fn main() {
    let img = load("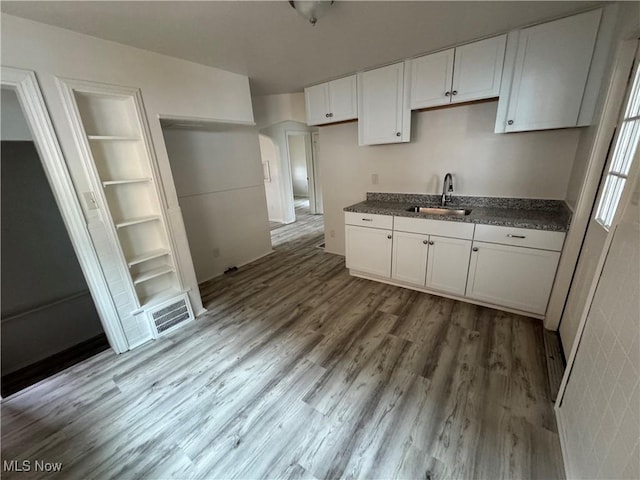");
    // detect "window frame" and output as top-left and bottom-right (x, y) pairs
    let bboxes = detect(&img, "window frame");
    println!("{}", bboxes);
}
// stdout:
(594, 58), (640, 230)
